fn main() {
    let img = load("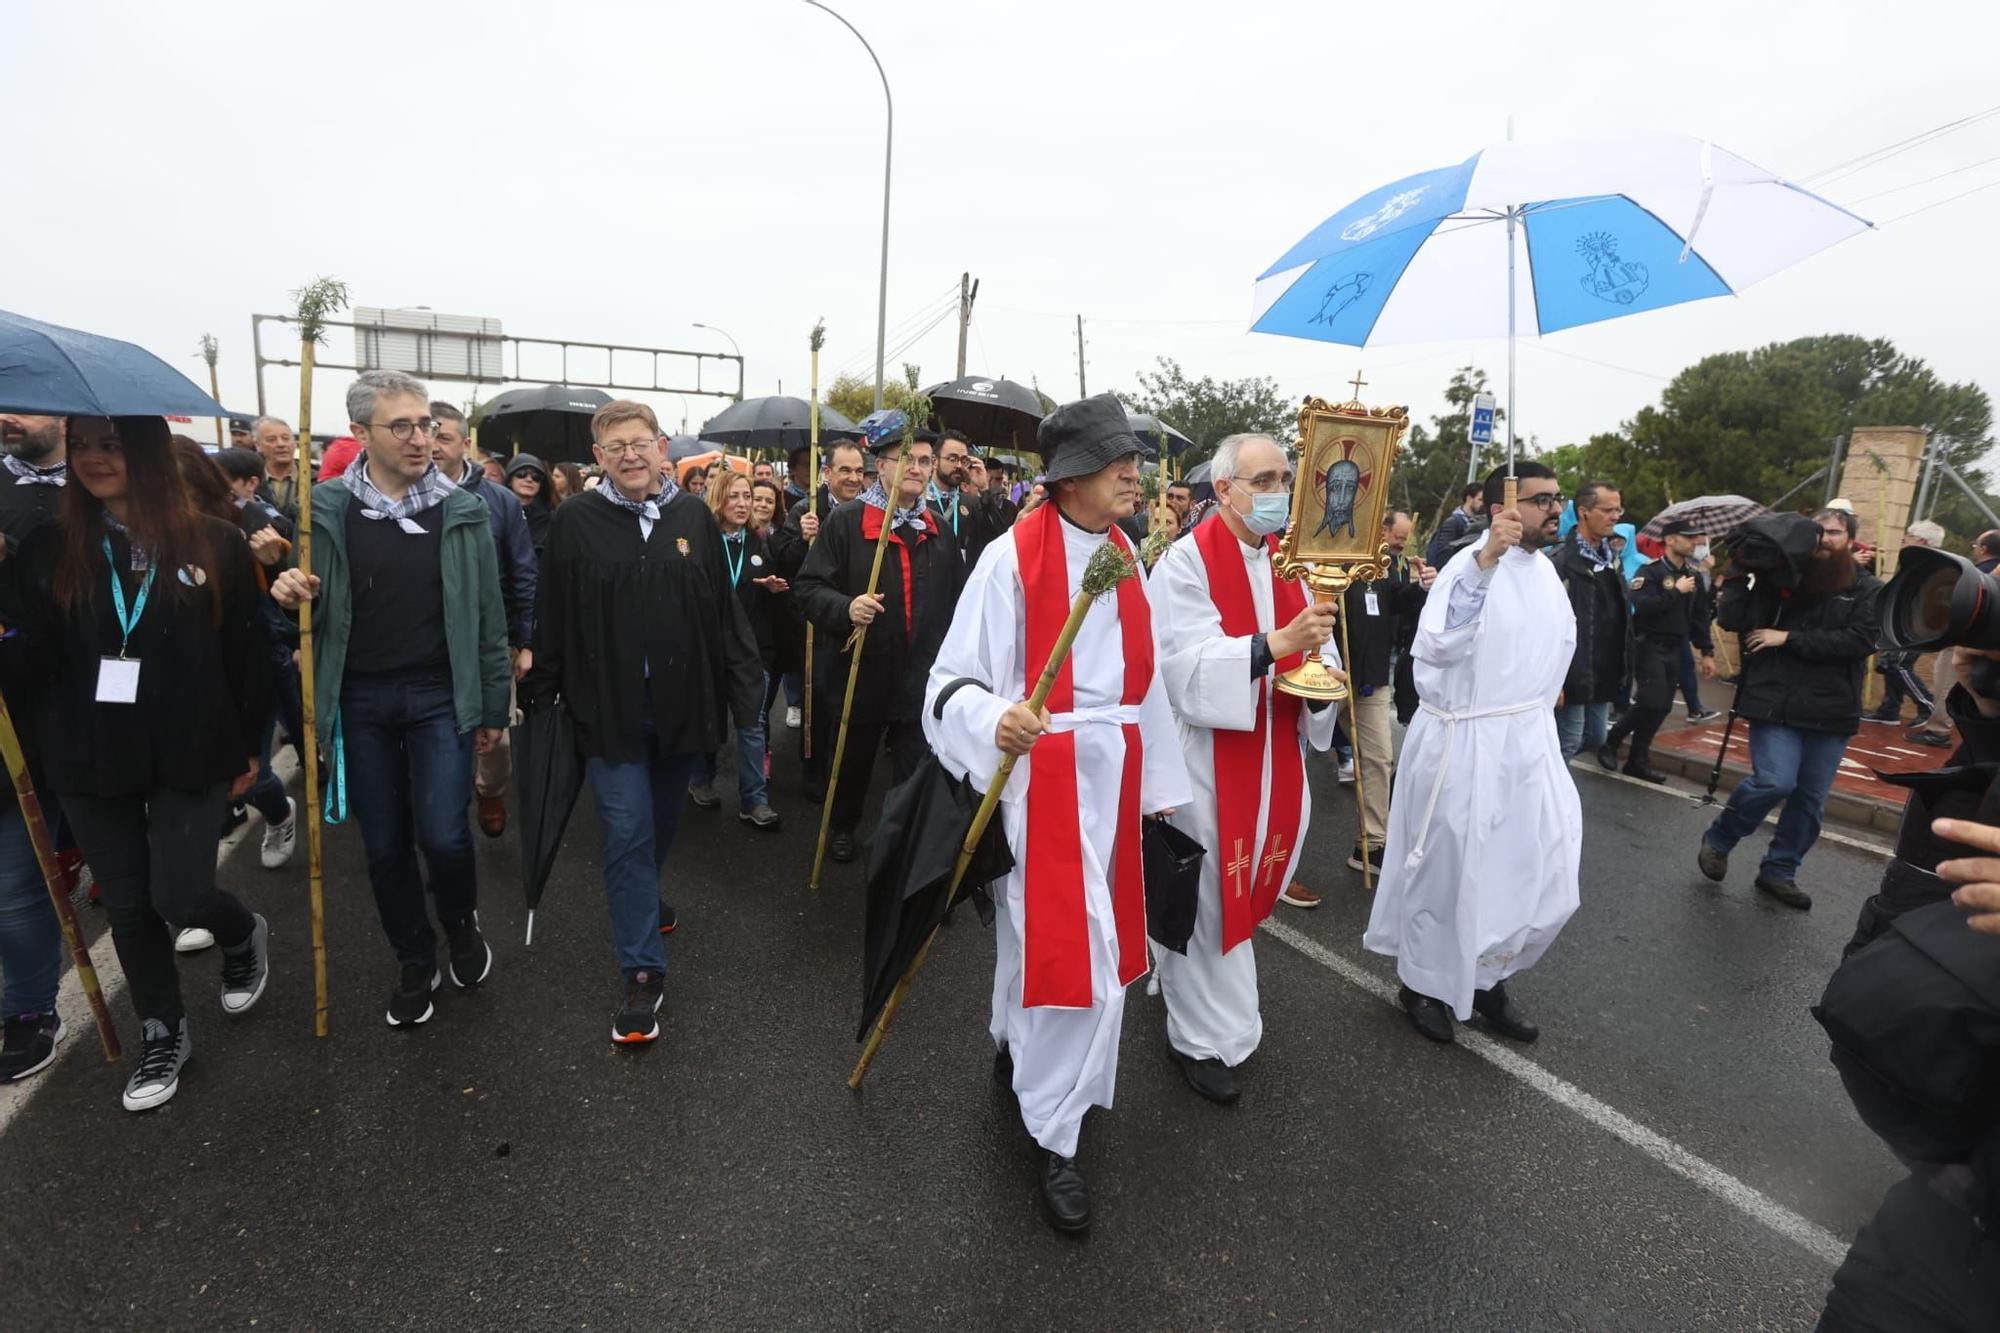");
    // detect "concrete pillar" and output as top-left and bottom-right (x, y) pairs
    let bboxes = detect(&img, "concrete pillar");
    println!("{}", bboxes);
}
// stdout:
(1836, 425), (1930, 579)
